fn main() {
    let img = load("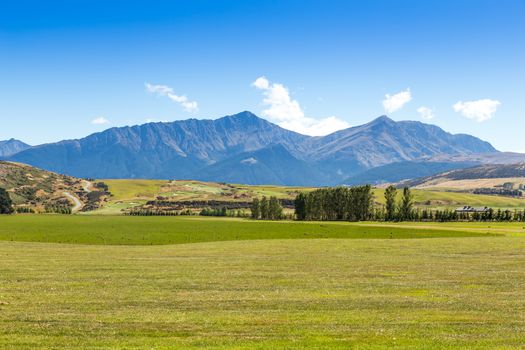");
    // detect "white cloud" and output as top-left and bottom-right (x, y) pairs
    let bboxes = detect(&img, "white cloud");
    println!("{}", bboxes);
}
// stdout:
(145, 82), (199, 113)
(453, 99), (500, 122)
(251, 76), (350, 136)
(91, 117), (110, 125)
(240, 157), (258, 165)
(252, 76), (270, 89)
(417, 106), (435, 120)
(382, 89), (412, 113)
